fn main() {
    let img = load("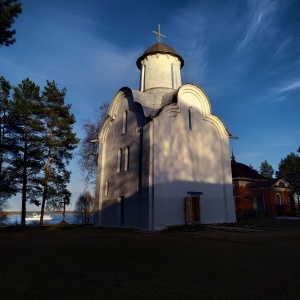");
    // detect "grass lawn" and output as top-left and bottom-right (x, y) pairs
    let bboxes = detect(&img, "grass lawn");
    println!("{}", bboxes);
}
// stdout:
(1, 219), (300, 299)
